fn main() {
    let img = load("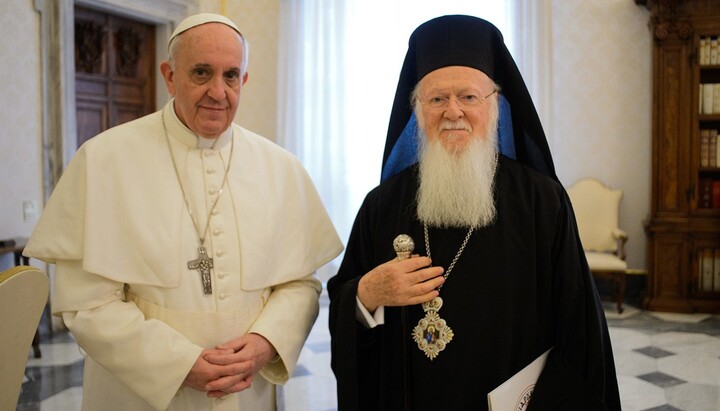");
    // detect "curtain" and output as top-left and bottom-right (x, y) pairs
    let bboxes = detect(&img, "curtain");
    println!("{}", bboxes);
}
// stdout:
(507, 0), (553, 144)
(277, 1), (552, 278)
(277, 0), (350, 281)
